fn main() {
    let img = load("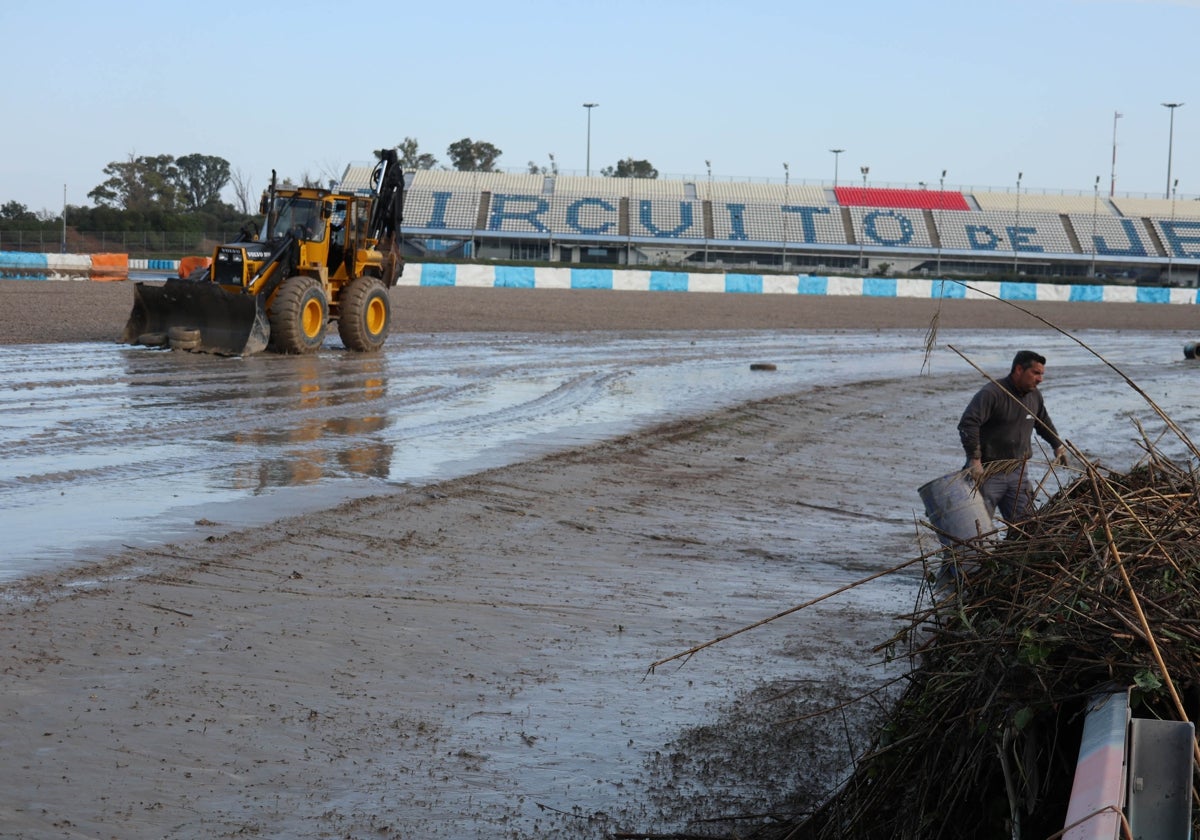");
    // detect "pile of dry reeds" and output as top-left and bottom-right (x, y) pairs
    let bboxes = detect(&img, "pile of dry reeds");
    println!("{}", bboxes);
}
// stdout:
(774, 442), (1200, 840)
